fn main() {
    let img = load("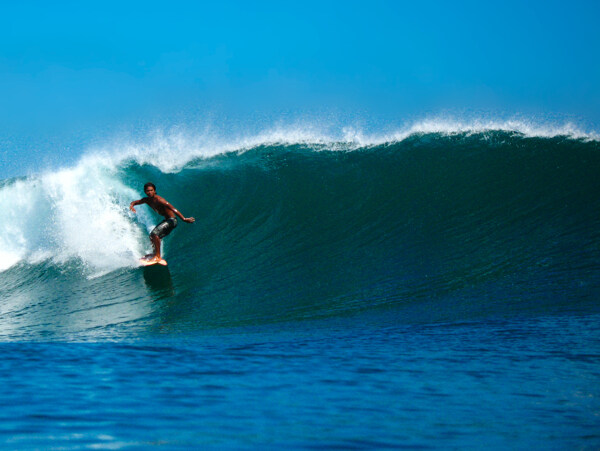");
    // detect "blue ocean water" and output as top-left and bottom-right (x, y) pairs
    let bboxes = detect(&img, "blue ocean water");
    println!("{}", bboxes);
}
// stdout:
(1, 124), (599, 448)
(1, 314), (599, 449)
